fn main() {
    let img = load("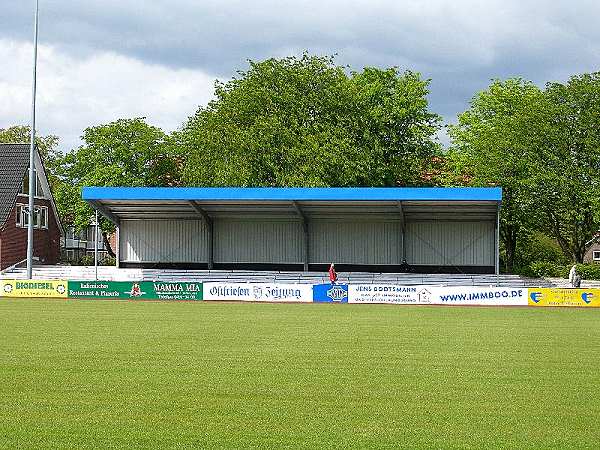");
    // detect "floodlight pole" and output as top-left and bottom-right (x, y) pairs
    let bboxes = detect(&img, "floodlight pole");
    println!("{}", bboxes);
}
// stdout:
(26, 0), (40, 280)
